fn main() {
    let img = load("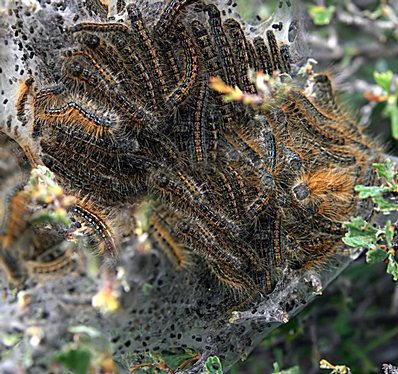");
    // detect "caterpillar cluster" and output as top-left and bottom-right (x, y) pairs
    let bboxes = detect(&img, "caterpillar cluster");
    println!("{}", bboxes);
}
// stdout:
(0, 0), (377, 299)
